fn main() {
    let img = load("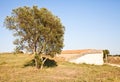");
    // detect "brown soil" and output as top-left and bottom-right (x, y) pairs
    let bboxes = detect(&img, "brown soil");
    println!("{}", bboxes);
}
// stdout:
(62, 49), (102, 54)
(57, 49), (103, 61)
(108, 56), (120, 65)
